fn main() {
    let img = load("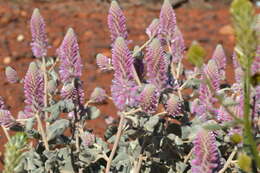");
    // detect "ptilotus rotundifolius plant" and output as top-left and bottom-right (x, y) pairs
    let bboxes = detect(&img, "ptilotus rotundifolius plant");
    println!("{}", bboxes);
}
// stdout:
(5, 66), (19, 84)
(30, 8), (48, 58)
(58, 28), (83, 83)
(108, 0), (128, 43)
(191, 130), (219, 173)
(145, 38), (168, 90)
(23, 62), (44, 114)
(1, 0), (260, 172)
